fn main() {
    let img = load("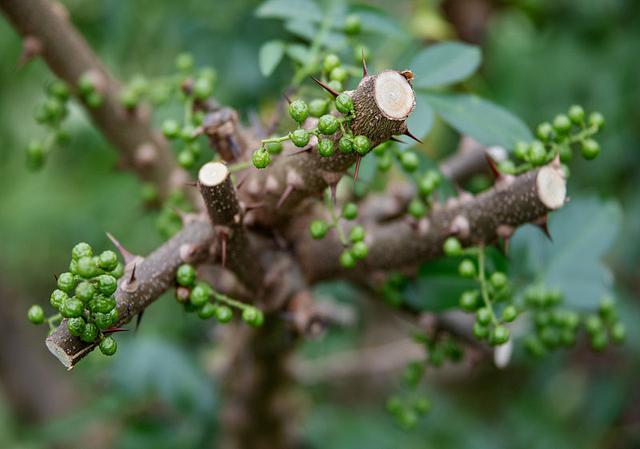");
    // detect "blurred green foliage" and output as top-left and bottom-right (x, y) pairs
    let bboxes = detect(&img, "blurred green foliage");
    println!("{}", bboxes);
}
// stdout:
(0, 0), (638, 448)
